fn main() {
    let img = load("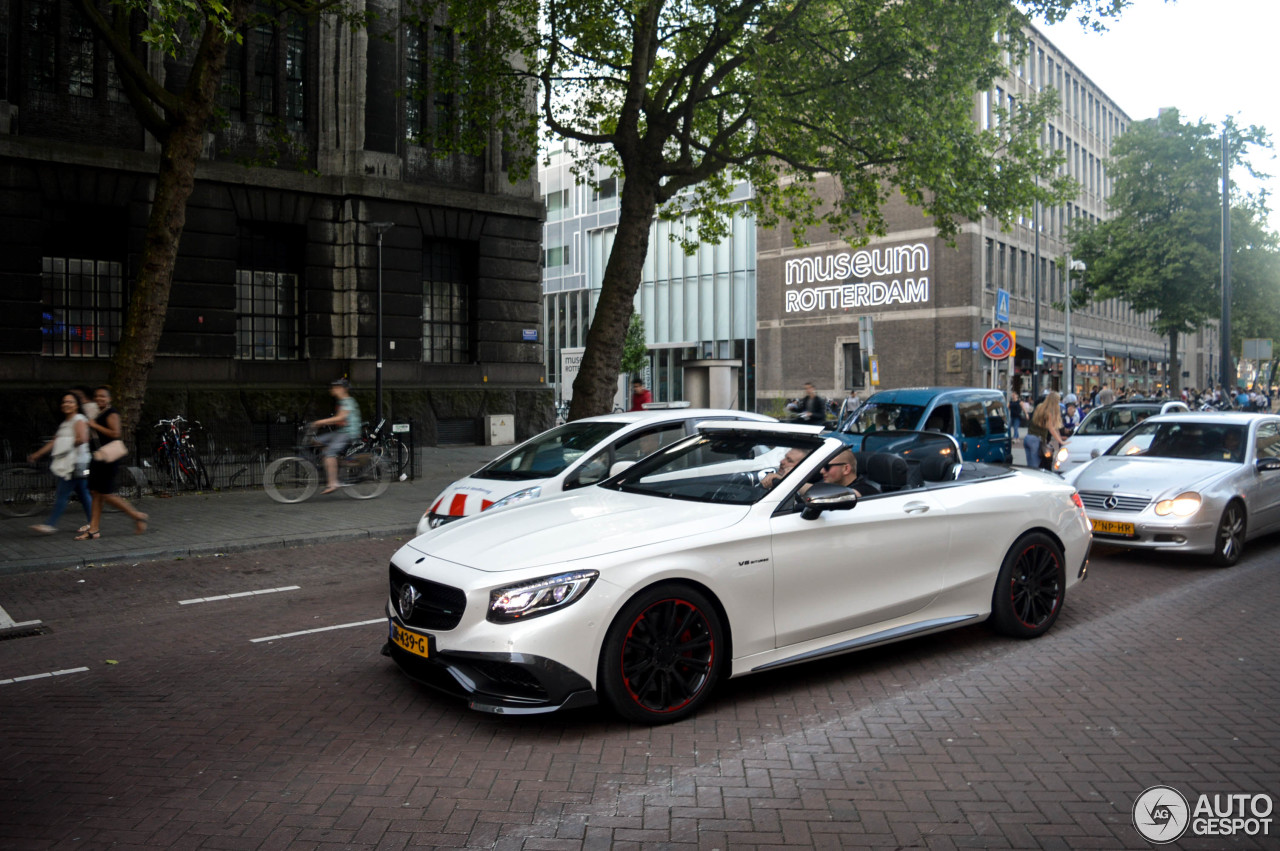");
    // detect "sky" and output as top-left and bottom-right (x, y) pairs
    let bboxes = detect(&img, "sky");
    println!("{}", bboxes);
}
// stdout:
(1038, 0), (1279, 228)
